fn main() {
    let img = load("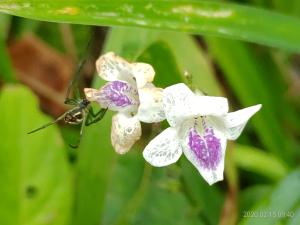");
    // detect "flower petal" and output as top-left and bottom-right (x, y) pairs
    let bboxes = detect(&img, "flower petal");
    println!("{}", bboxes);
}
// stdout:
(136, 86), (165, 123)
(181, 118), (227, 185)
(162, 83), (197, 127)
(131, 63), (155, 88)
(84, 81), (139, 113)
(212, 104), (262, 140)
(111, 113), (142, 154)
(143, 127), (182, 167)
(193, 95), (228, 116)
(225, 104), (262, 140)
(84, 87), (98, 102)
(163, 83), (228, 127)
(96, 52), (135, 84)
